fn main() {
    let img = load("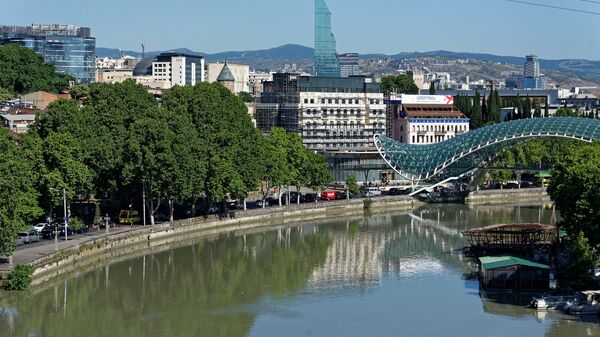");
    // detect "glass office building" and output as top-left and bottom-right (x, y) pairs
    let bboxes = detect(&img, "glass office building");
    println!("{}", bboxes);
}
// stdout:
(0, 24), (96, 84)
(314, 0), (341, 77)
